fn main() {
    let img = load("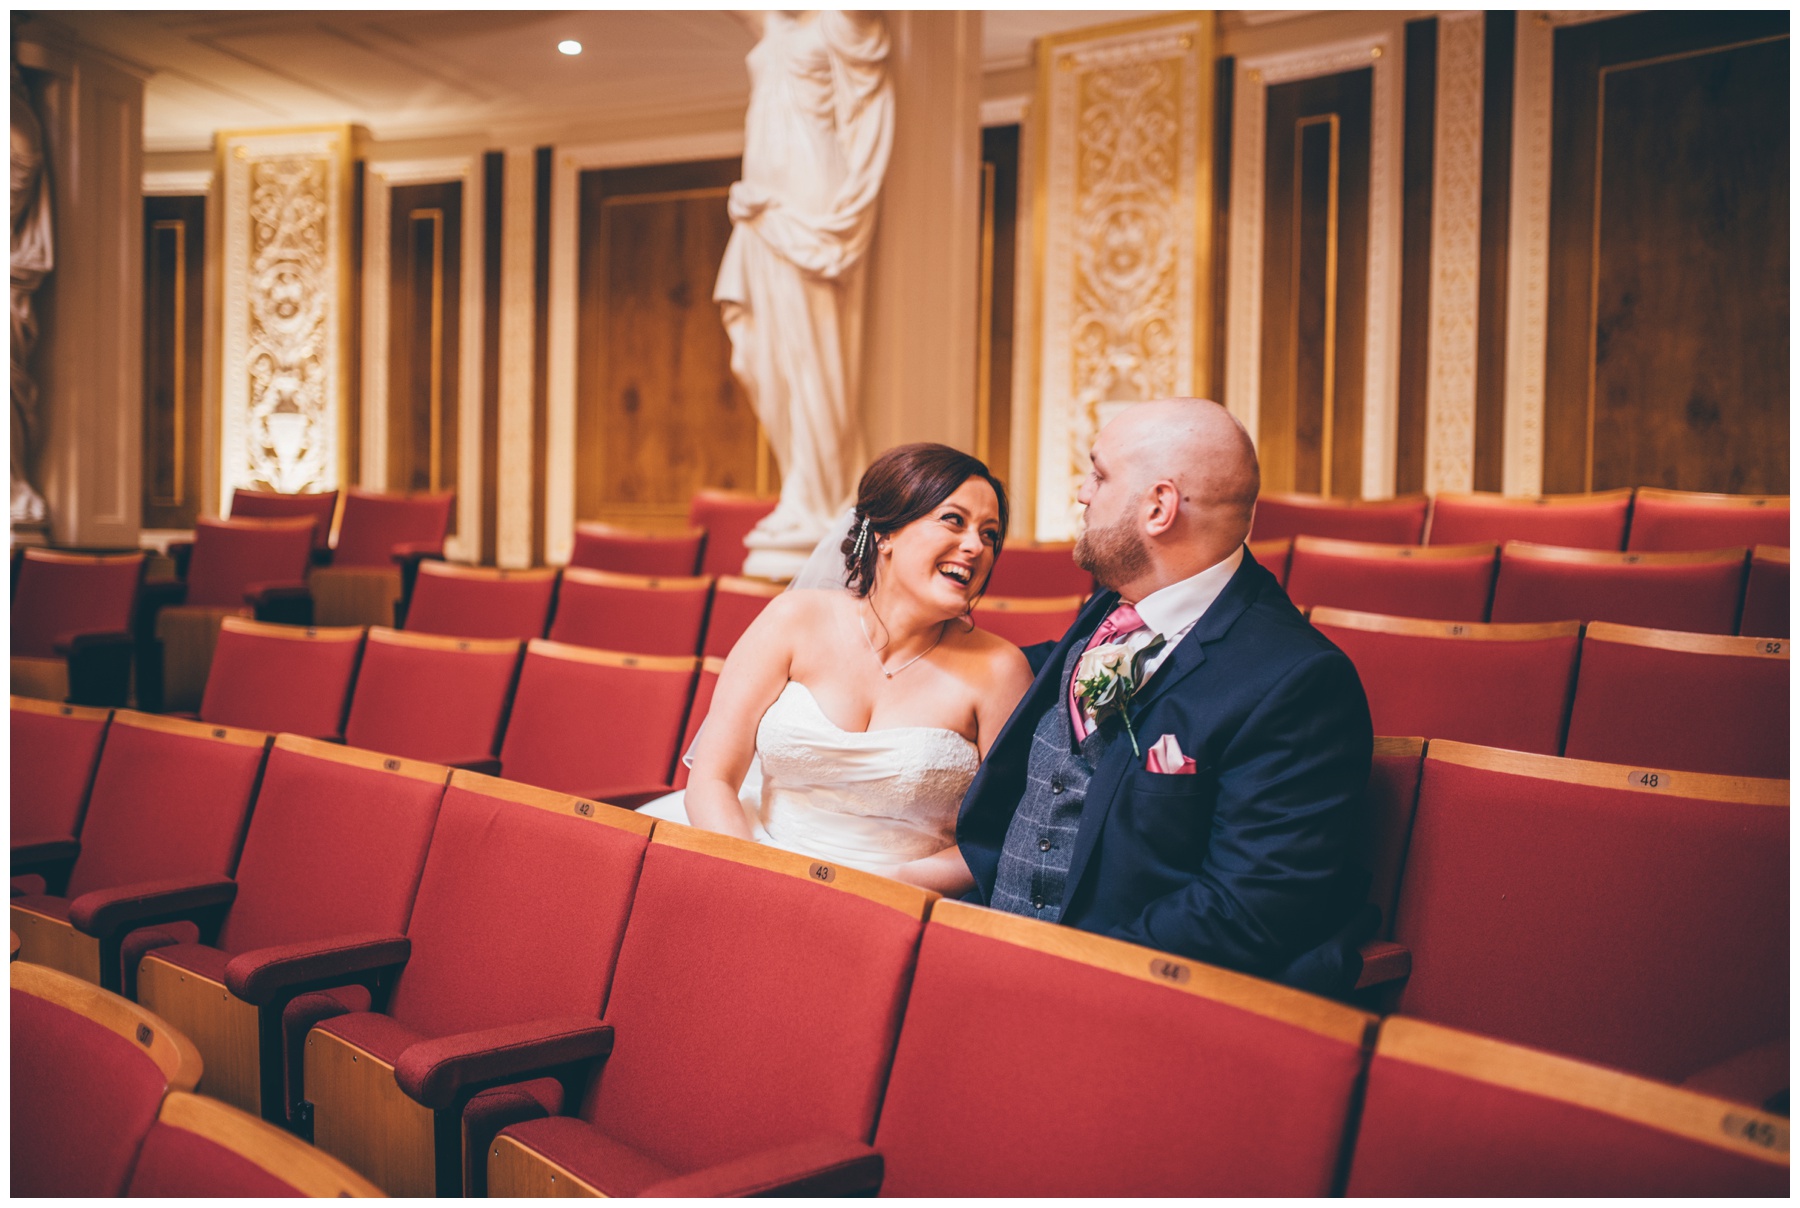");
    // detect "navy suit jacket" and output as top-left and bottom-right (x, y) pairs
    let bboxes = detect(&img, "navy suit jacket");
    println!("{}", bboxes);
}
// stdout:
(957, 548), (1376, 997)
